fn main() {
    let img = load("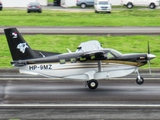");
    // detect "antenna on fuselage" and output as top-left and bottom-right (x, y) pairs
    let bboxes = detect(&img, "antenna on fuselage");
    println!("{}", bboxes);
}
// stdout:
(67, 48), (72, 53)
